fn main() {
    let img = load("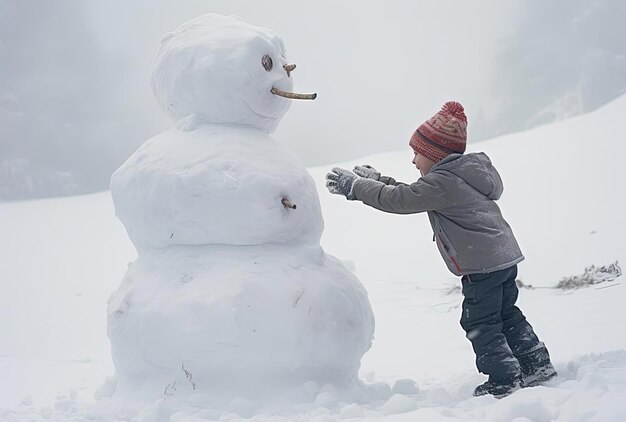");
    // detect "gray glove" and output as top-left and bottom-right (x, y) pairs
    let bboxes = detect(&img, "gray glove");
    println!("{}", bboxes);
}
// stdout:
(353, 164), (380, 181)
(325, 167), (358, 200)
